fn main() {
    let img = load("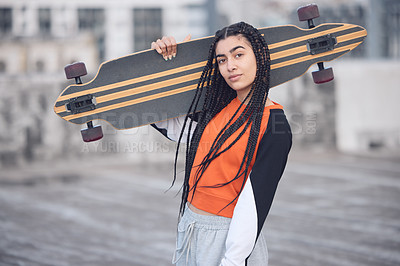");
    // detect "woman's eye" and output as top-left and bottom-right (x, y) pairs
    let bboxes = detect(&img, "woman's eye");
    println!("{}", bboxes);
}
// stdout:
(235, 53), (243, 58)
(218, 59), (225, 64)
